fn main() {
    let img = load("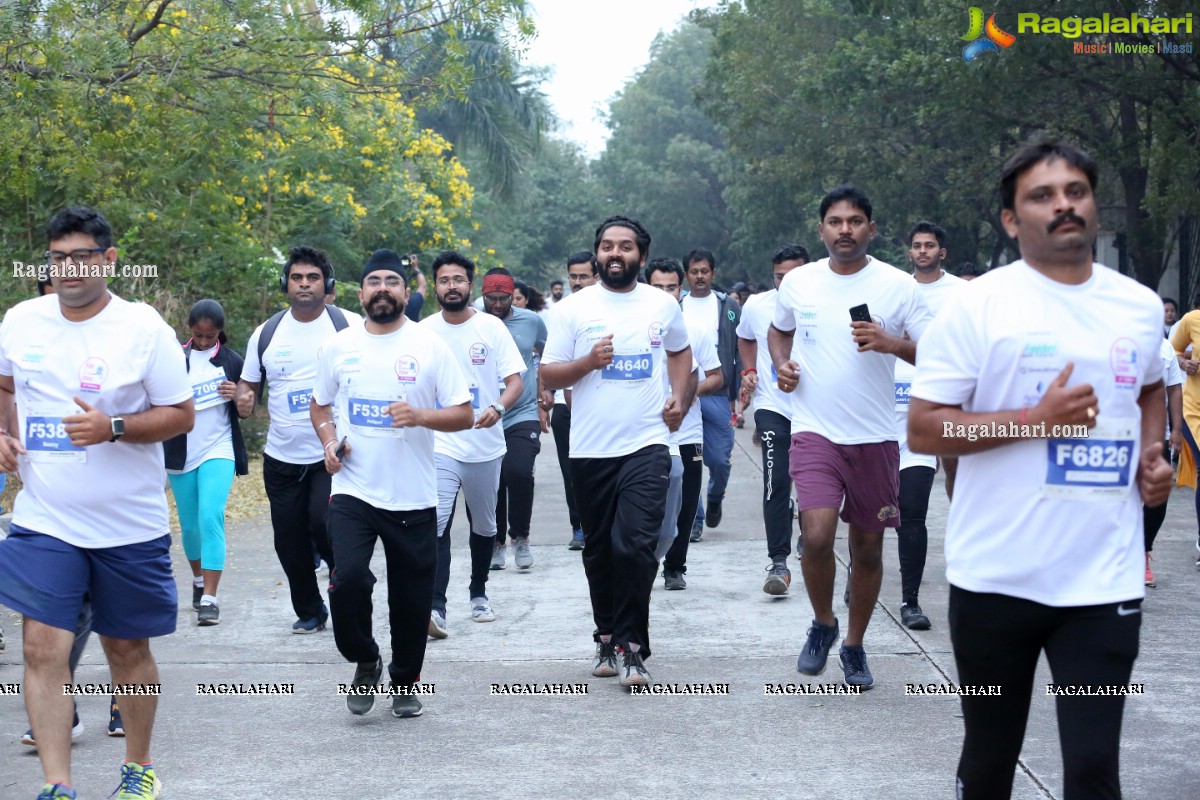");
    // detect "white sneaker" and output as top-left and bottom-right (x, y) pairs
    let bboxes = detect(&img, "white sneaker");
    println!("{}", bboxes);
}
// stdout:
(512, 537), (534, 569)
(471, 597), (496, 623)
(427, 609), (448, 639)
(490, 541), (506, 570)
